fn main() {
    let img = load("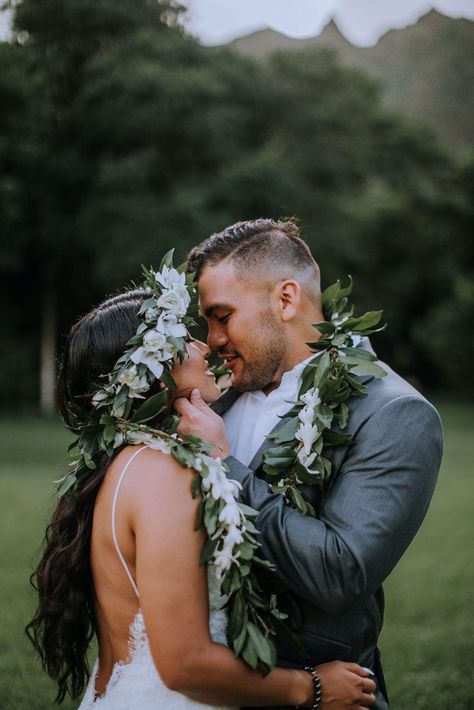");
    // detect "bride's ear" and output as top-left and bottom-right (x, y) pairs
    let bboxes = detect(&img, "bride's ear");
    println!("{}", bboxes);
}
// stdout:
(276, 280), (301, 322)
